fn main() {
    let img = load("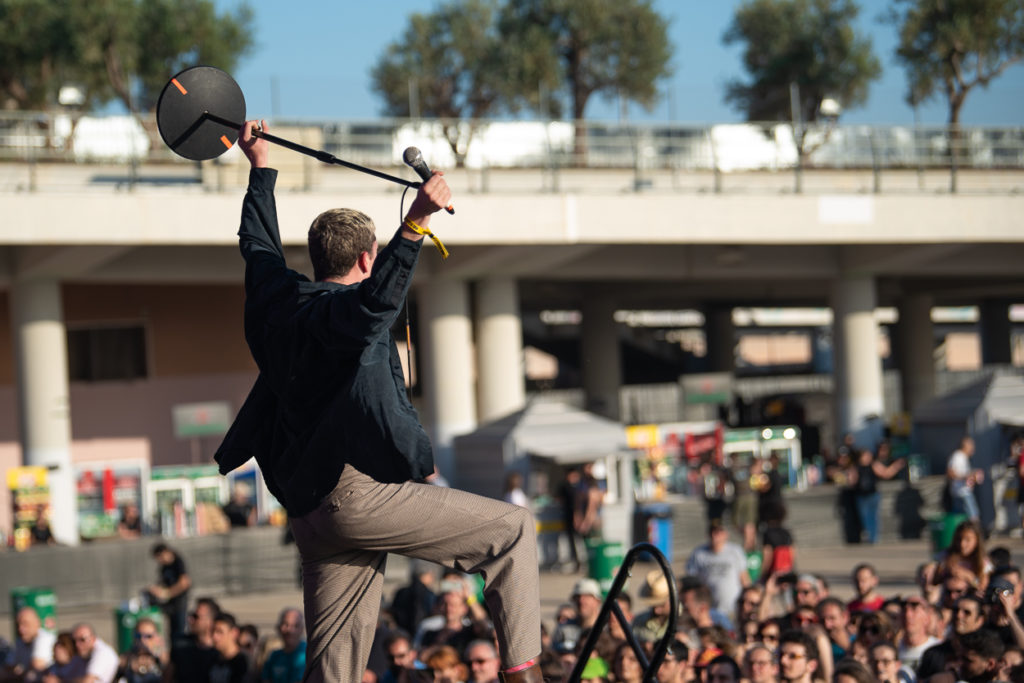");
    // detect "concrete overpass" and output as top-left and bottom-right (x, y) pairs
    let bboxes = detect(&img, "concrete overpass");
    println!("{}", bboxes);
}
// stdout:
(2, 156), (1023, 544)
